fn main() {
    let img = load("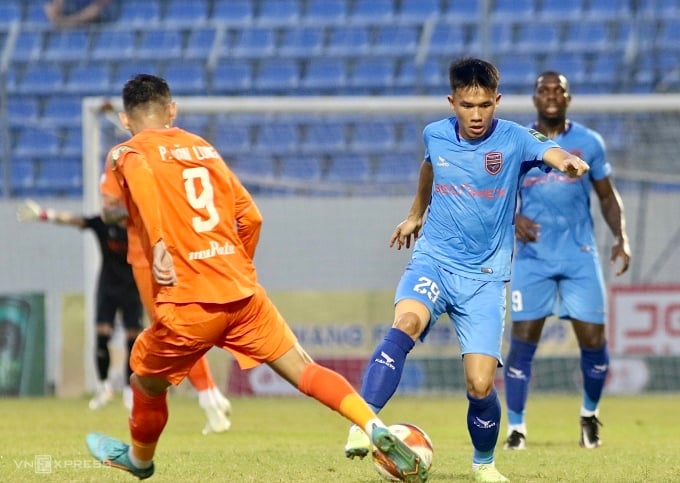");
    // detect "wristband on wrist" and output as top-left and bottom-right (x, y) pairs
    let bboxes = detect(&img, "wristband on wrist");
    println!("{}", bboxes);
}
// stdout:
(40, 209), (56, 221)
